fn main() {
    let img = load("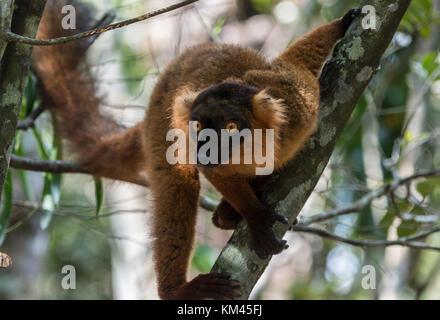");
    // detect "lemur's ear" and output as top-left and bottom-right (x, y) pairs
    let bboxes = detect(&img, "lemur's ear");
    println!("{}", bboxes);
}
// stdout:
(172, 87), (199, 130)
(251, 89), (287, 129)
